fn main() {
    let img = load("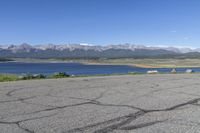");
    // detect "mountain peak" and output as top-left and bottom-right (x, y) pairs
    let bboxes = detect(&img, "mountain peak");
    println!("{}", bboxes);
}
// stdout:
(0, 43), (199, 59)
